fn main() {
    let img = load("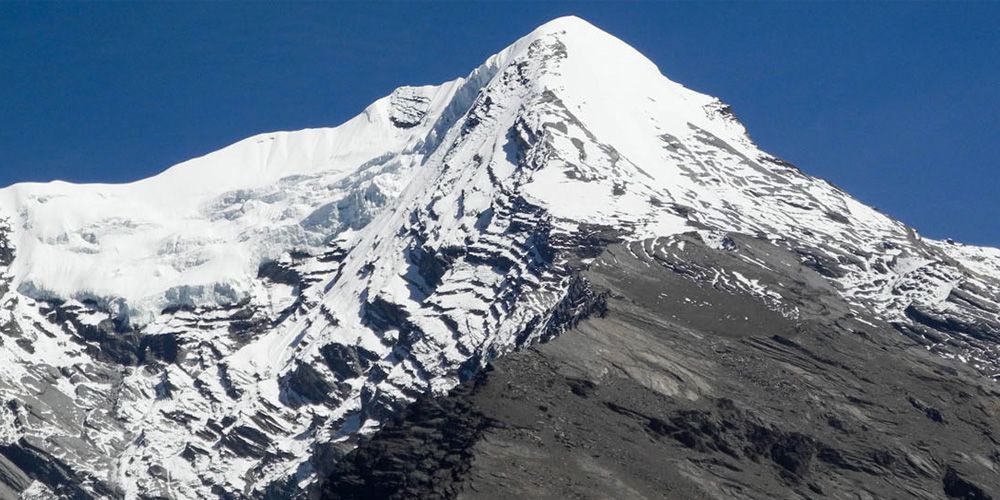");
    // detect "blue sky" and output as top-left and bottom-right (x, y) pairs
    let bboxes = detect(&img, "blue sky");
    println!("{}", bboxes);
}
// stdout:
(1, 2), (997, 246)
